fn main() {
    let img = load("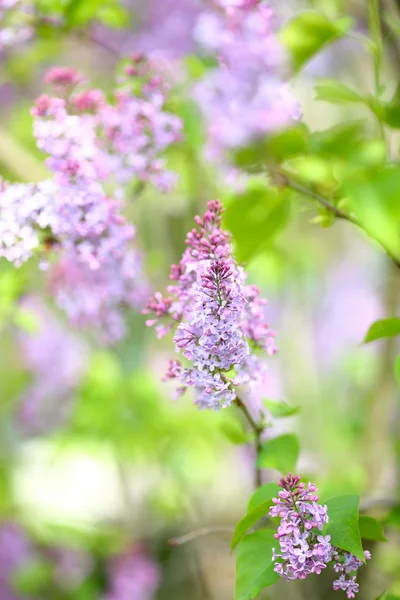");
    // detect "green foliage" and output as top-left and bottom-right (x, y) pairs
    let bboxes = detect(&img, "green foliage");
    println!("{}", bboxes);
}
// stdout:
(279, 12), (352, 72)
(12, 559), (53, 595)
(36, 0), (130, 28)
(376, 593), (400, 600)
(315, 79), (364, 104)
(220, 417), (251, 445)
(363, 318), (400, 343)
(324, 495), (364, 560)
(263, 399), (299, 418)
(395, 355), (400, 386)
(359, 515), (387, 542)
(233, 123), (309, 171)
(224, 184), (291, 262)
(235, 529), (279, 600)
(247, 483), (280, 513)
(257, 434), (300, 474)
(346, 168), (400, 260)
(231, 501), (272, 550)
